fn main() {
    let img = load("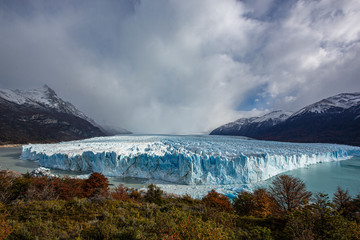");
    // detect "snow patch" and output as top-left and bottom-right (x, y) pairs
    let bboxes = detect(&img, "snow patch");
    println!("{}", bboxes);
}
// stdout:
(29, 167), (57, 178)
(0, 85), (97, 125)
(293, 92), (360, 116)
